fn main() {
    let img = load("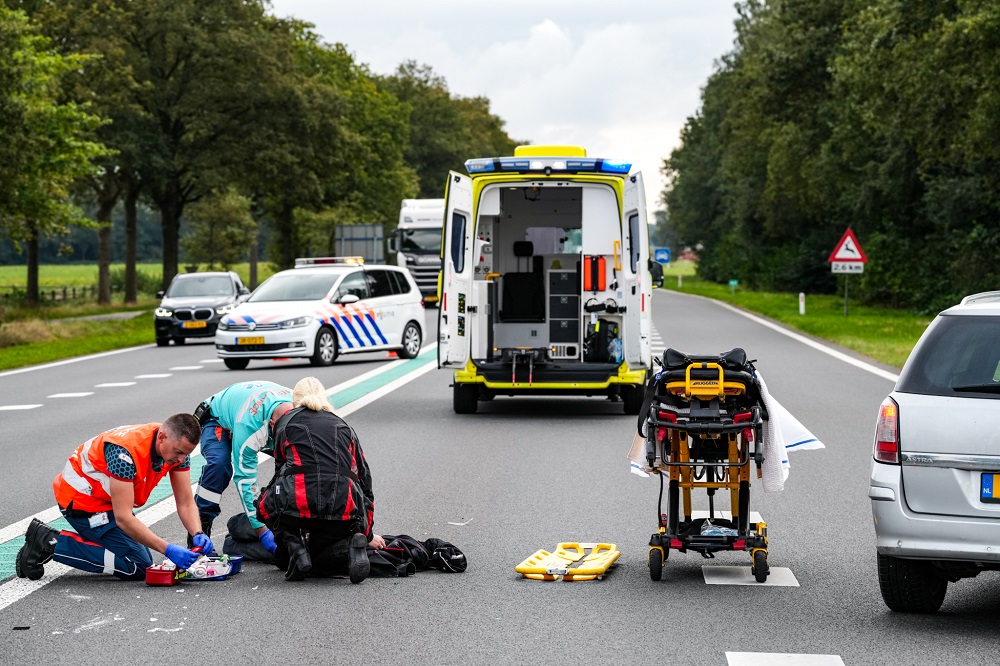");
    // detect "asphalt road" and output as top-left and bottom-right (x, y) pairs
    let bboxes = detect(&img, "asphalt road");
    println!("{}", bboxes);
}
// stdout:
(0, 291), (996, 665)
